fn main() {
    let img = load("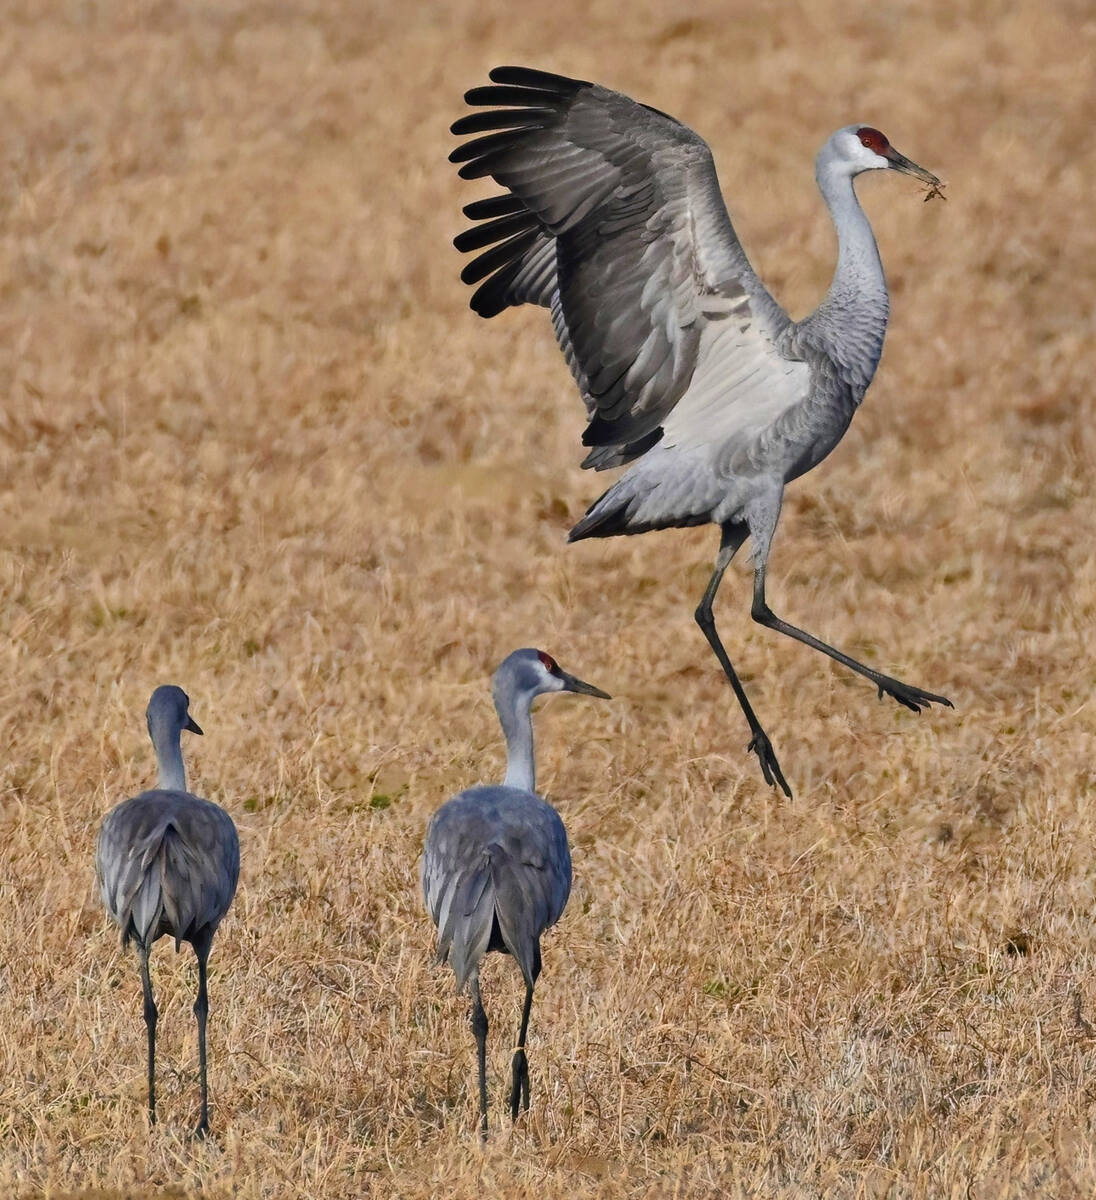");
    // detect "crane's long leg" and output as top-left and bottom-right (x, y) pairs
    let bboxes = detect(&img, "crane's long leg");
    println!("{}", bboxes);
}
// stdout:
(695, 526), (791, 798)
(751, 562), (952, 712)
(470, 974), (489, 1141)
(138, 945), (158, 1127)
(509, 982), (534, 1121)
(193, 937), (212, 1138)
